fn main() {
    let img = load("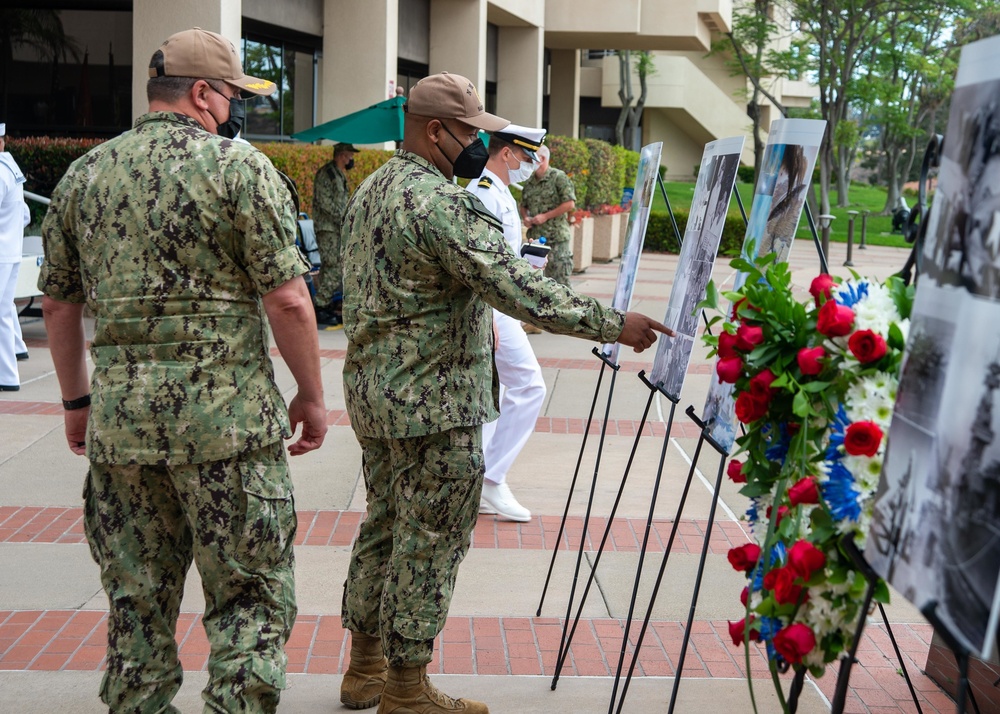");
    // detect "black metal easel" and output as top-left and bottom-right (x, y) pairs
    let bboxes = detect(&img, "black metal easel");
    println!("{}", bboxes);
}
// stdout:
(535, 347), (620, 617)
(548, 177), (749, 686)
